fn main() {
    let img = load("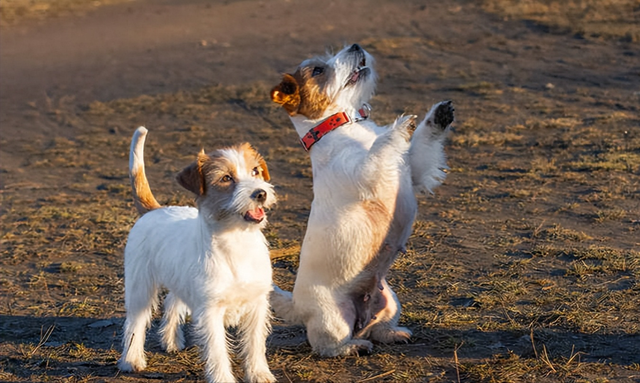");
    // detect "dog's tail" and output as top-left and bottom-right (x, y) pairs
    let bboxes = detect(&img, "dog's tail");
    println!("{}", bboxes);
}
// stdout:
(409, 101), (454, 195)
(129, 126), (161, 215)
(270, 285), (304, 325)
